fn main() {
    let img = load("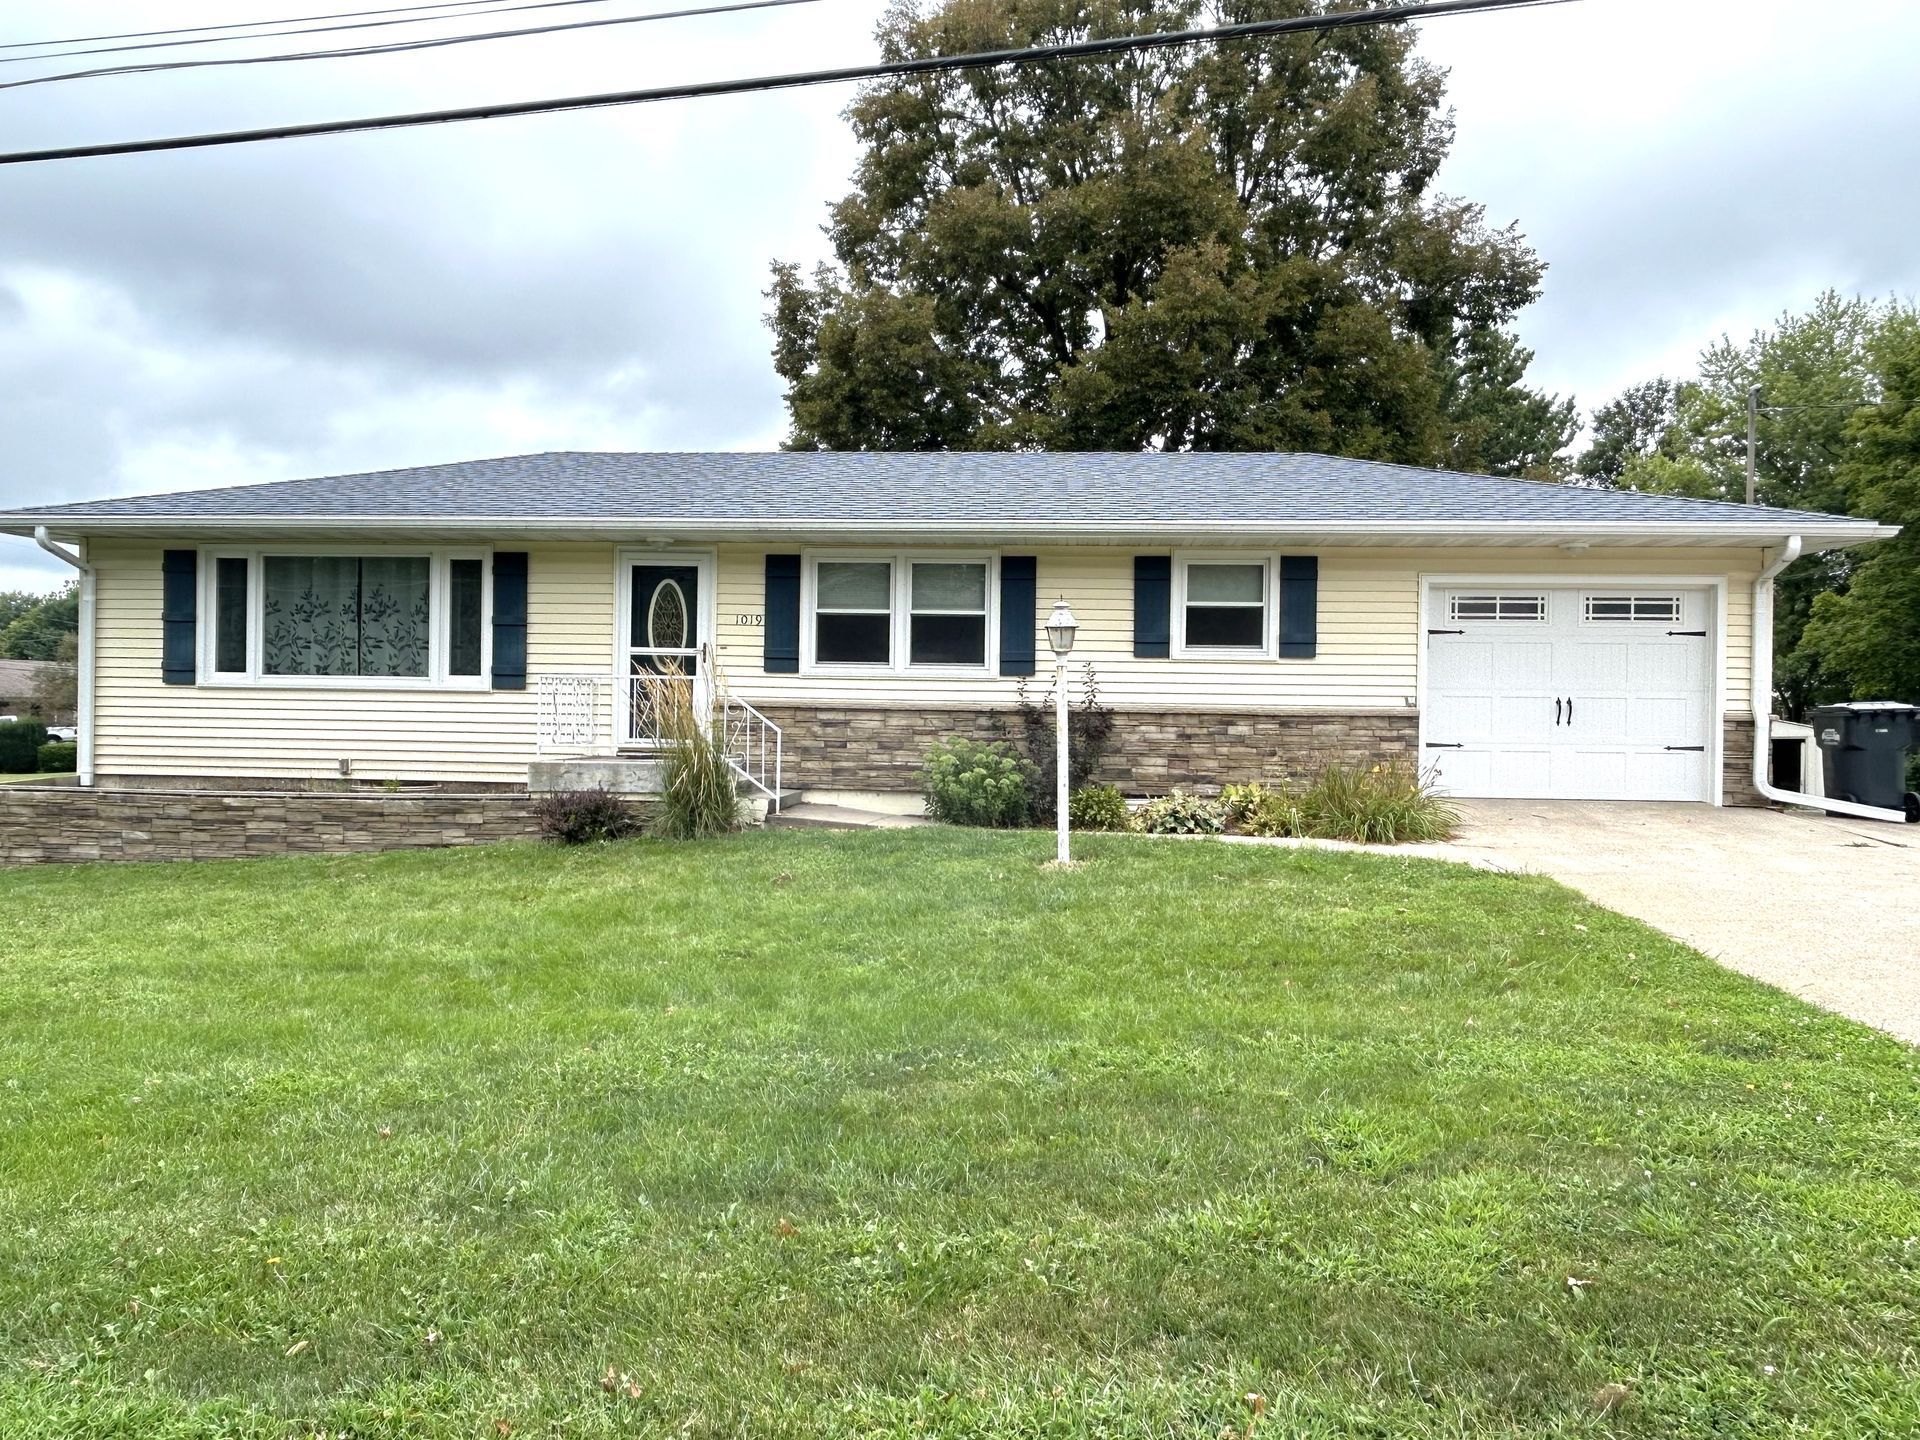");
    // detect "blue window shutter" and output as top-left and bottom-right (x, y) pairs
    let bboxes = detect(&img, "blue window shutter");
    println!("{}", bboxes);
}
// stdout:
(1279, 554), (1319, 658)
(1133, 555), (1171, 658)
(161, 549), (198, 685)
(999, 556), (1037, 676)
(764, 554), (800, 673)
(491, 552), (528, 690)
